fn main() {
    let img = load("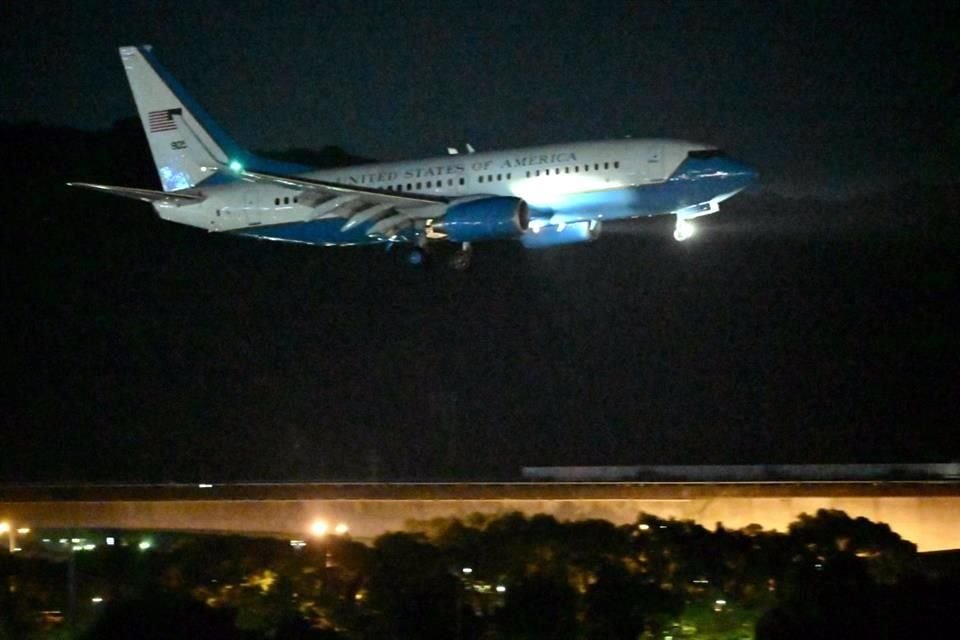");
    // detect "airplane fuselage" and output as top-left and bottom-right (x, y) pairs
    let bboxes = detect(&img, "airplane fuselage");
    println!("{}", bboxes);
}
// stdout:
(161, 139), (755, 247)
